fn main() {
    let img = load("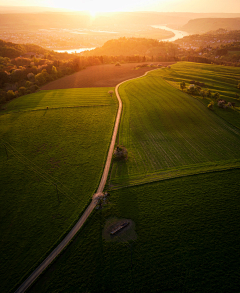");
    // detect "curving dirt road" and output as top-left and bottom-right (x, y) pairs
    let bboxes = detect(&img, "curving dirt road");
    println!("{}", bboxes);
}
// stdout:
(41, 62), (175, 90)
(15, 68), (157, 293)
